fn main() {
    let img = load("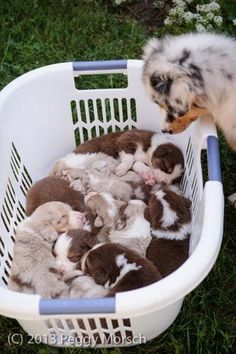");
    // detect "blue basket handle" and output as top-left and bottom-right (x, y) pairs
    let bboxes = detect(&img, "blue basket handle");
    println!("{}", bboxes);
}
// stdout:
(73, 60), (127, 72)
(39, 297), (116, 315)
(207, 136), (222, 182)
